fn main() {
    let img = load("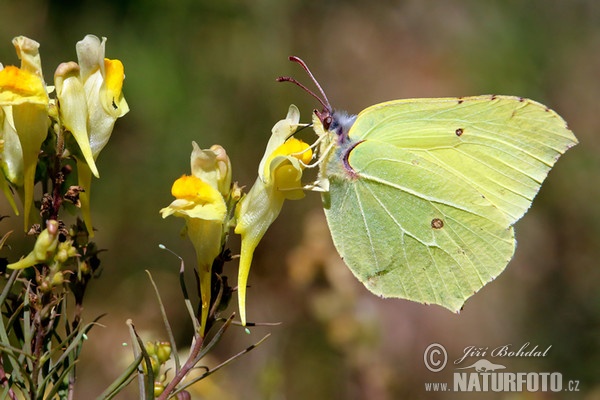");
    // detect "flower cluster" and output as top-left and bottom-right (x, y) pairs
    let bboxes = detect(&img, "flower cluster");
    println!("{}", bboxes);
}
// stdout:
(143, 340), (173, 397)
(0, 35), (128, 233)
(161, 105), (313, 329)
